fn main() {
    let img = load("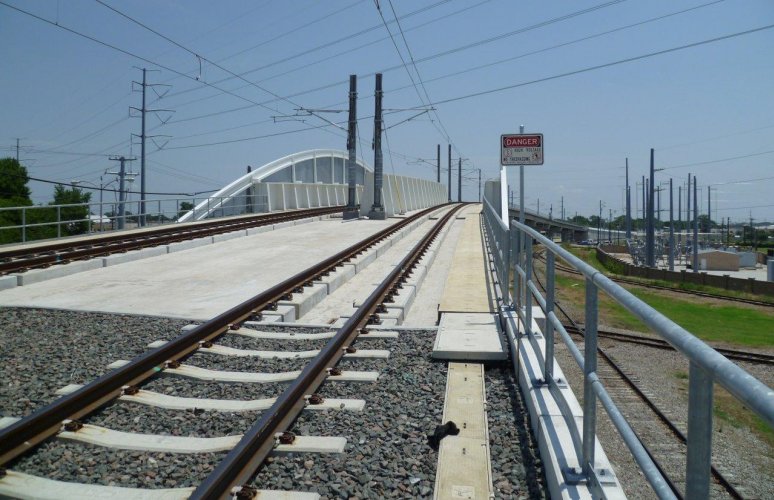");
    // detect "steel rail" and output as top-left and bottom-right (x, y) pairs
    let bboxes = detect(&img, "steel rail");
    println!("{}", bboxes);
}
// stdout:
(0, 206), (345, 274)
(562, 324), (774, 366)
(192, 203), (467, 499)
(0, 203), (448, 467)
(533, 265), (745, 499)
